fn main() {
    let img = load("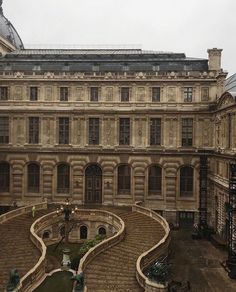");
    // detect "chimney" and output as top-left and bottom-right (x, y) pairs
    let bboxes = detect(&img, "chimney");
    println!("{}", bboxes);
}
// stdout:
(207, 48), (222, 71)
